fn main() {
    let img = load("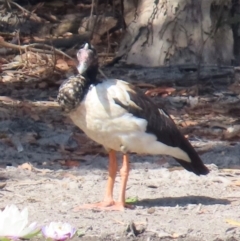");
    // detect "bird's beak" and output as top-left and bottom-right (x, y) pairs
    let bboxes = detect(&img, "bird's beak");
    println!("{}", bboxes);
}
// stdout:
(84, 43), (89, 49)
(76, 43), (91, 74)
(77, 62), (88, 74)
